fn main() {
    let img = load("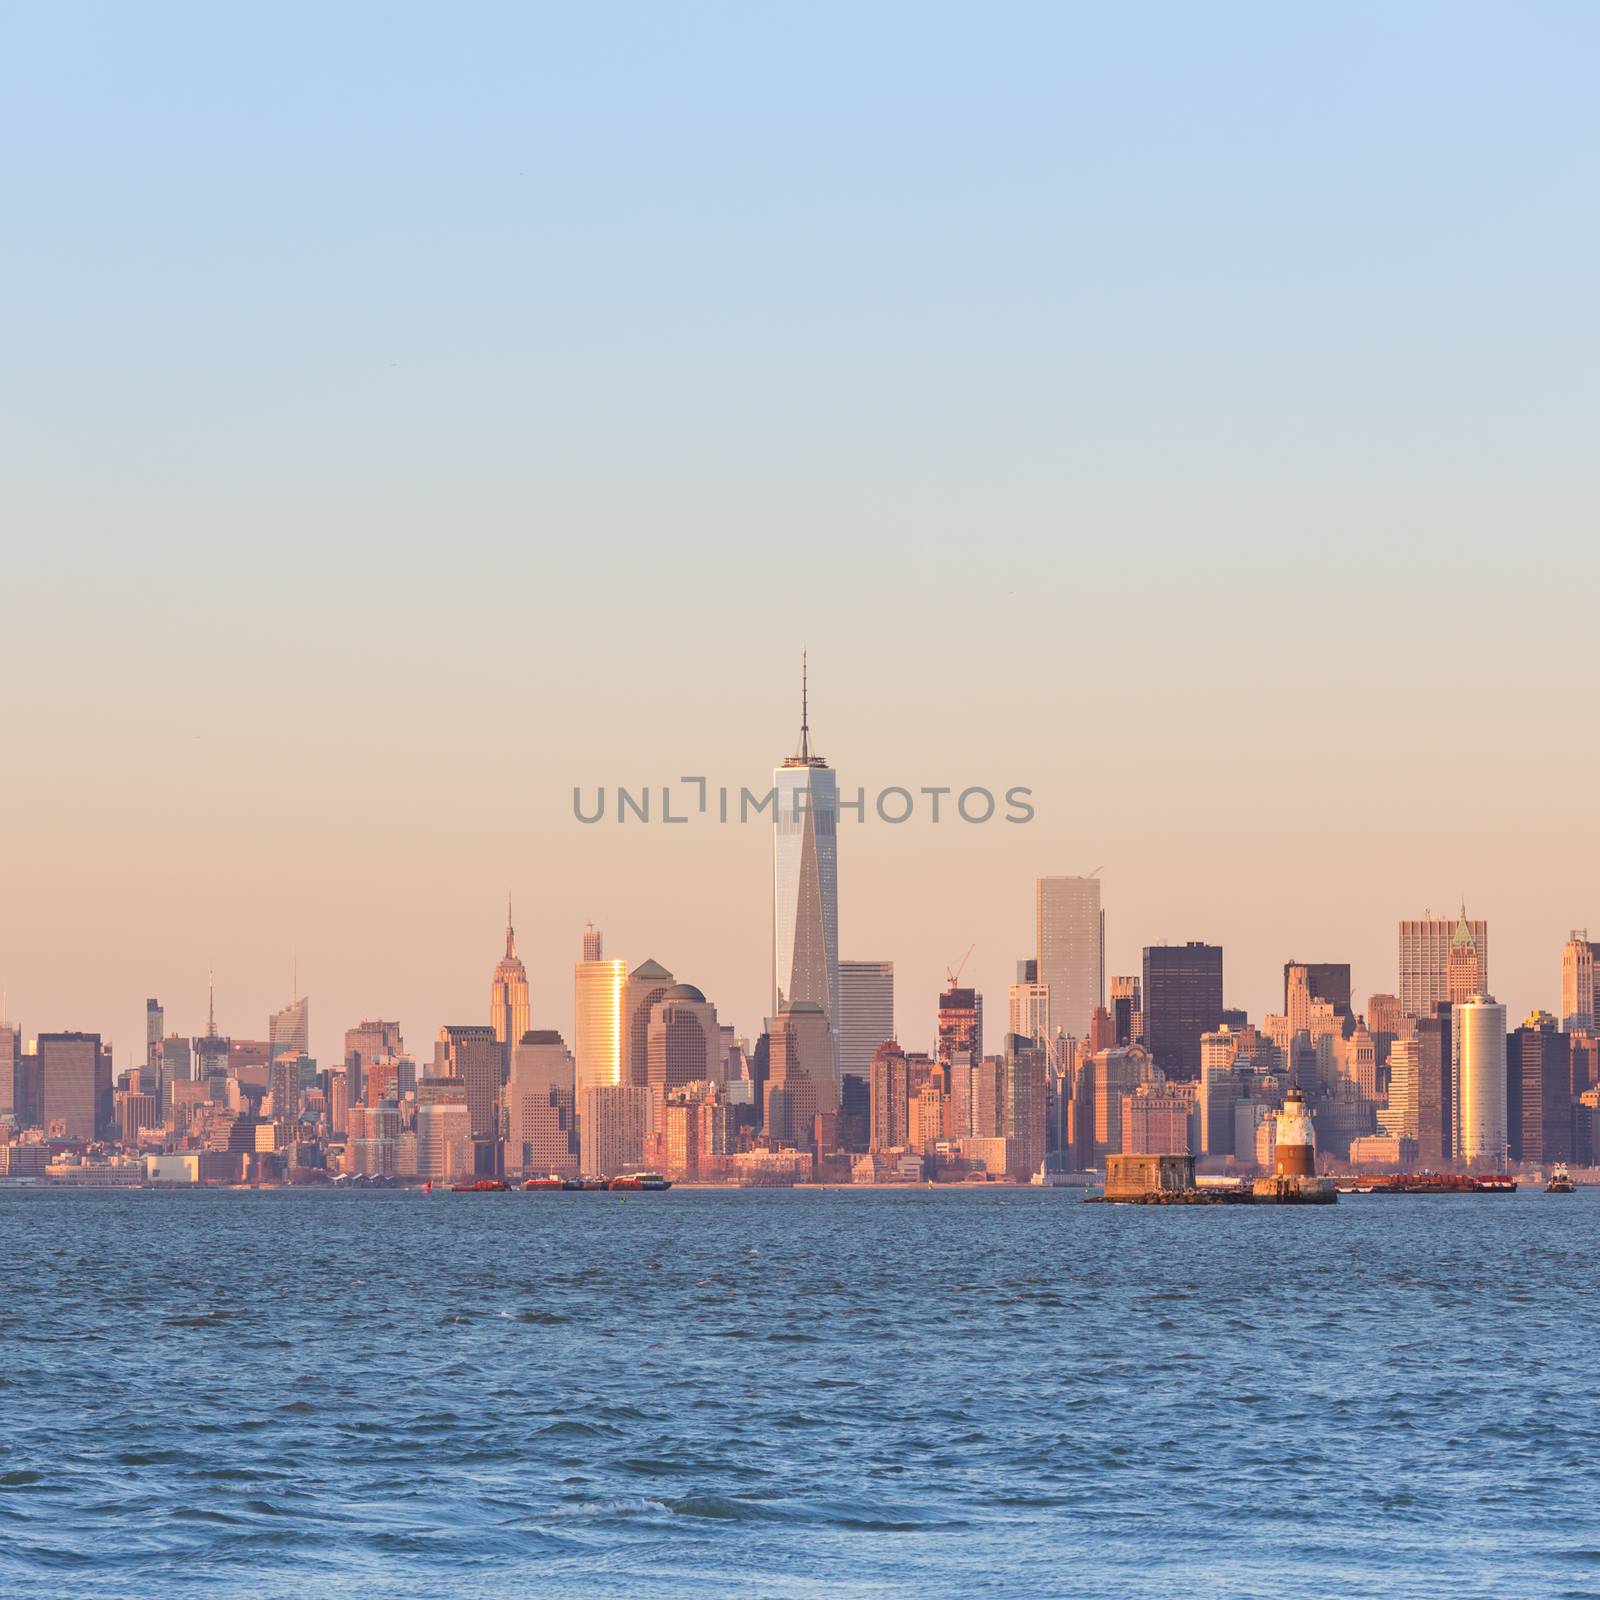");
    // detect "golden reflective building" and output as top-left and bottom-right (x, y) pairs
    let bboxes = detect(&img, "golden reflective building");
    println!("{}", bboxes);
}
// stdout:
(574, 926), (628, 1106)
